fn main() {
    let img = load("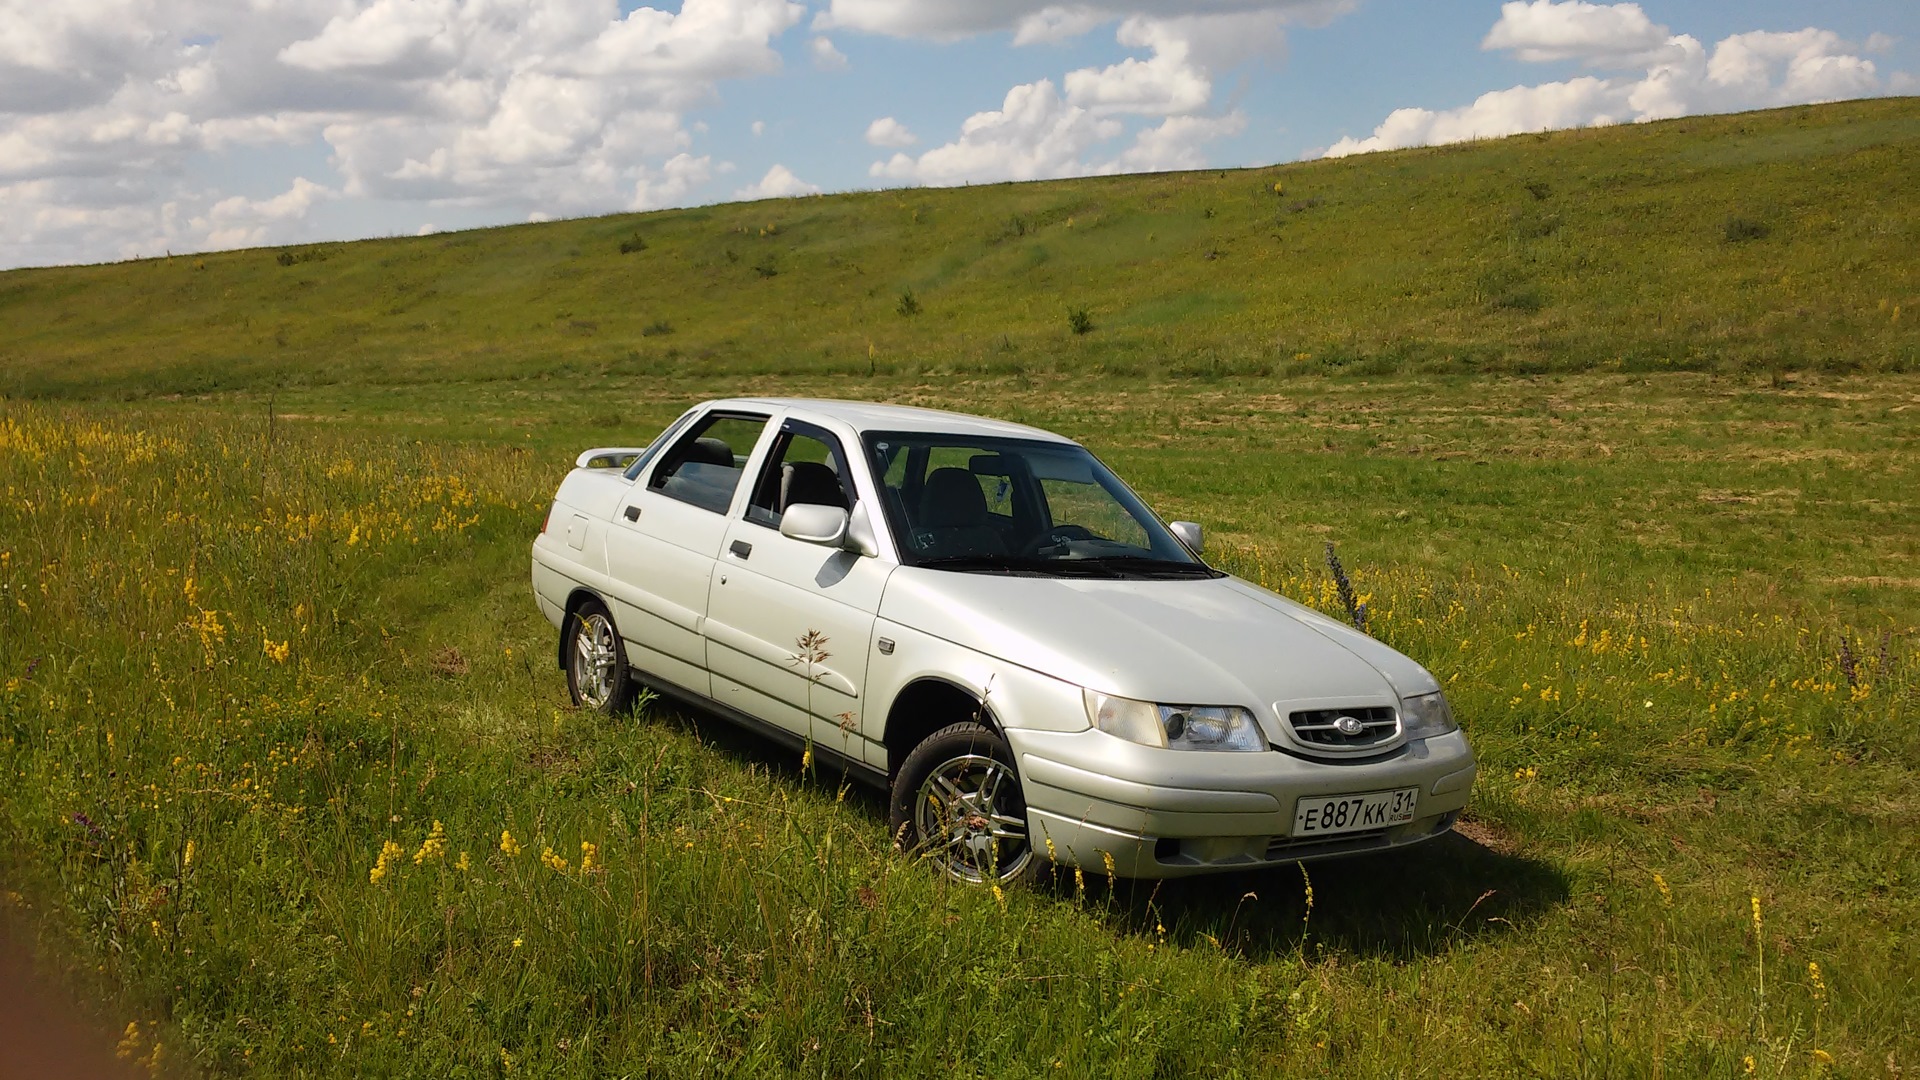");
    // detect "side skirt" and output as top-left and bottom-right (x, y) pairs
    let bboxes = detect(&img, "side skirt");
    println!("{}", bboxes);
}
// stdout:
(628, 666), (891, 791)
